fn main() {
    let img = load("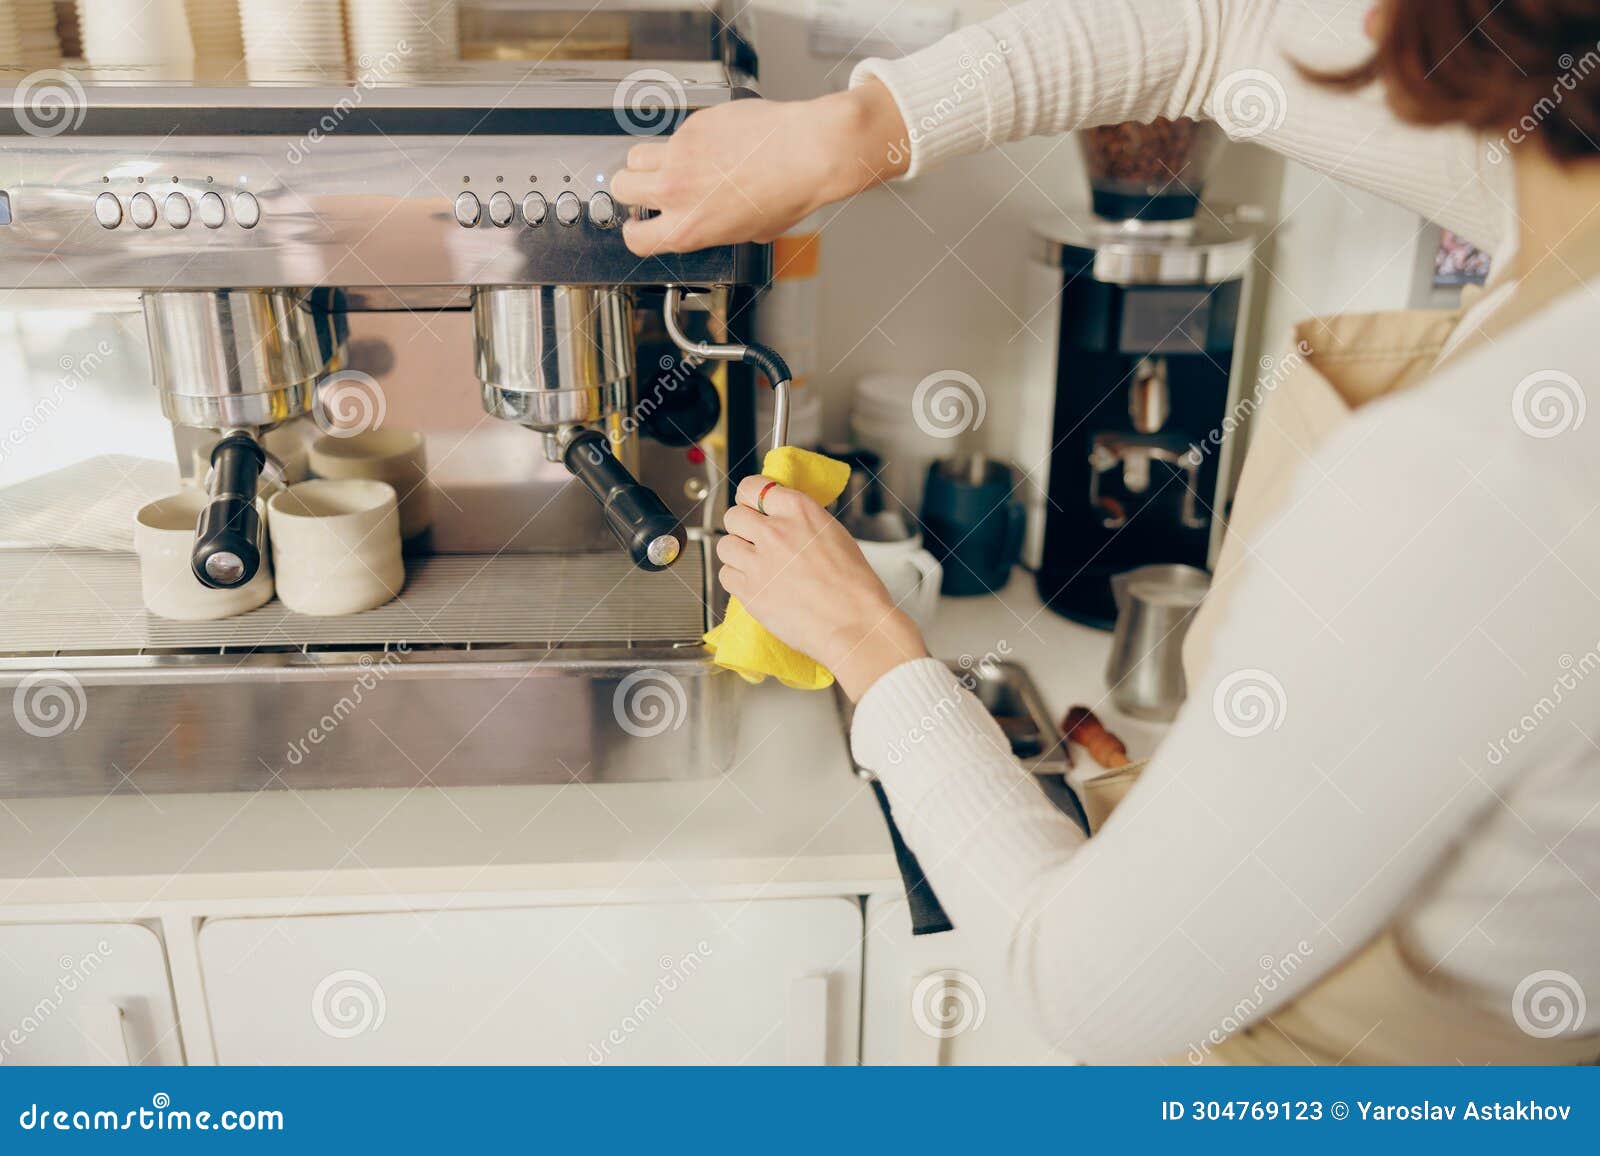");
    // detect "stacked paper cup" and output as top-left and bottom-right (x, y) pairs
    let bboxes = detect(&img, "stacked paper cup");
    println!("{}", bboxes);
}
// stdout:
(239, 0), (346, 69)
(0, 5), (22, 66)
(185, 0), (243, 66)
(78, 0), (194, 65)
(347, 0), (458, 72)
(7, 1), (62, 67)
